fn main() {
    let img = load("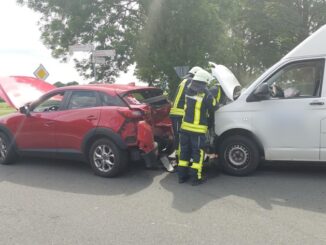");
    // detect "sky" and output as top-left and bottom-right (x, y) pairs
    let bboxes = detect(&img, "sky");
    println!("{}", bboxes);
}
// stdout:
(0, 0), (138, 85)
